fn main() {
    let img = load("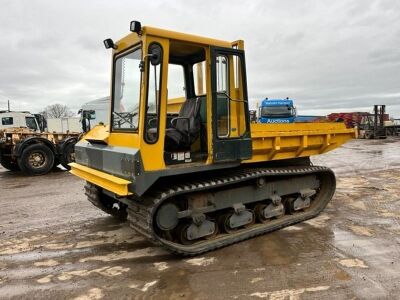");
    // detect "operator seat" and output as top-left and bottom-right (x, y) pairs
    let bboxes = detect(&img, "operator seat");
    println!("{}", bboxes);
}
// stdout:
(165, 97), (201, 151)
